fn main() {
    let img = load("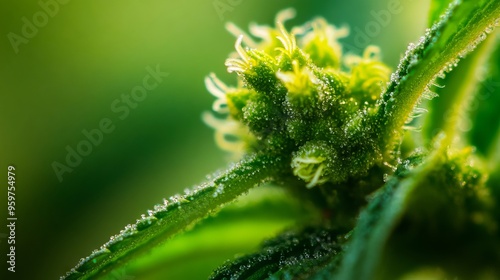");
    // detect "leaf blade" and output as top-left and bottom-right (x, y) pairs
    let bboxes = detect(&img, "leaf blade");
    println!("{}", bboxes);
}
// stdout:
(61, 154), (288, 280)
(114, 187), (313, 279)
(337, 146), (498, 279)
(335, 156), (423, 280)
(421, 32), (499, 145)
(210, 226), (346, 280)
(428, 0), (454, 27)
(376, 0), (500, 154)
(467, 35), (500, 157)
